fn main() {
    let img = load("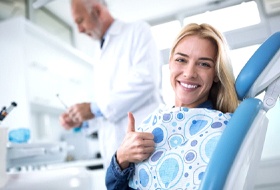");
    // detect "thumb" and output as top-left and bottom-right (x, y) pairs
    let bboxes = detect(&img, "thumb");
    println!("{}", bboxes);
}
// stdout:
(127, 112), (135, 133)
